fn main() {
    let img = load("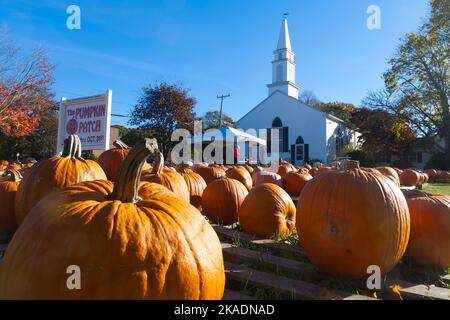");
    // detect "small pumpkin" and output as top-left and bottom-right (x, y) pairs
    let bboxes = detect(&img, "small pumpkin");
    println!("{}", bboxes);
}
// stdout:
(282, 171), (313, 196)
(141, 152), (190, 203)
(0, 138), (225, 299)
(201, 178), (248, 225)
(180, 169), (207, 209)
(252, 170), (282, 187)
(14, 135), (107, 225)
(297, 160), (410, 278)
(194, 166), (226, 185)
(377, 167), (401, 186)
(400, 169), (421, 186)
(406, 195), (450, 268)
(277, 162), (296, 178)
(226, 166), (253, 191)
(97, 140), (131, 181)
(238, 183), (296, 239)
(0, 170), (21, 242)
